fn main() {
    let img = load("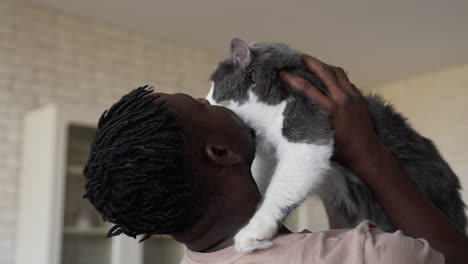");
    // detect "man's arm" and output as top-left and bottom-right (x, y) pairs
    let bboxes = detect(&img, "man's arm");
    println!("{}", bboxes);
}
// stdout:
(280, 55), (468, 264)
